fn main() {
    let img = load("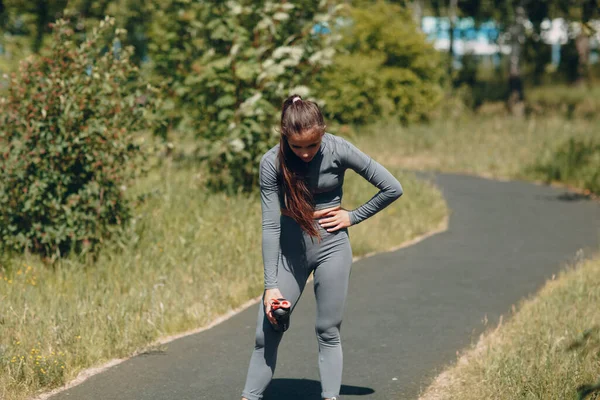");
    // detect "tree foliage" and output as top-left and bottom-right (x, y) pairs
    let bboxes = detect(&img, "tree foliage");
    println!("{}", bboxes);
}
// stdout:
(317, 0), (445, 125)
(146, 0), (343, 193)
